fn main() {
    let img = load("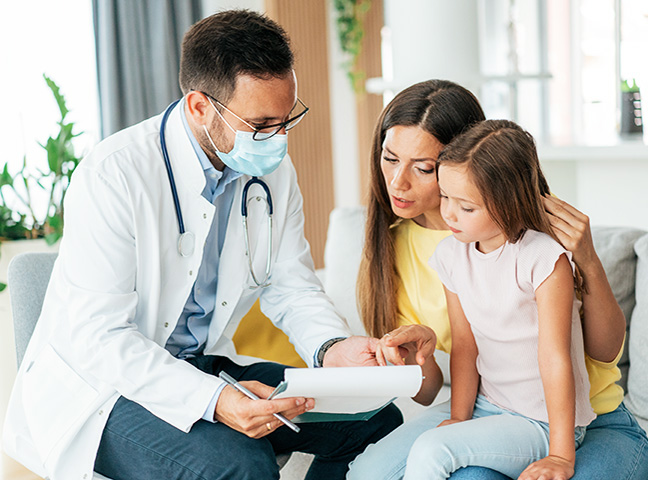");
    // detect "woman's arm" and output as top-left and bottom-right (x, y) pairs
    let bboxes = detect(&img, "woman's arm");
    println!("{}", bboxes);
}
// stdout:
(519, 254), (576, 480)
(441, 288), (479, 425)
(375, 324), (444, 405)
(543, 195), (625, 362)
